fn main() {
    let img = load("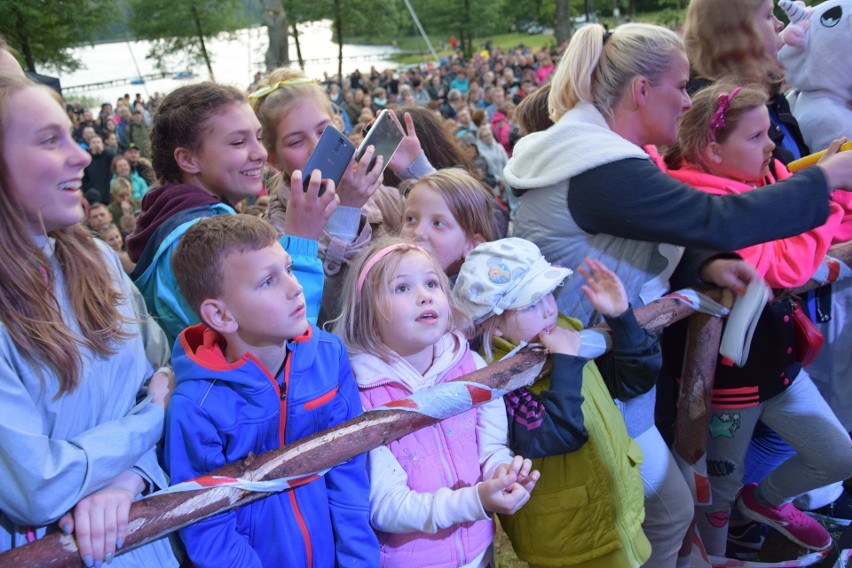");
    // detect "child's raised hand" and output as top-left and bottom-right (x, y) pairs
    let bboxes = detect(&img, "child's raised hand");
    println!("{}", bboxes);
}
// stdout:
(285, 169), (339, 241)
(578, 257), (628, 318)
(478, 455), (540, 515)
(537, 326), (581, 356)
(59, 470), (145, 567)
(387, 112), (423, 174)
(338, 146), (383, 209)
